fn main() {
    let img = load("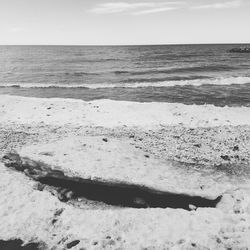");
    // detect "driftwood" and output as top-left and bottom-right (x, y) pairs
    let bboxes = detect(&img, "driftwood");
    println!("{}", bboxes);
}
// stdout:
(2, 152), (222, 210)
